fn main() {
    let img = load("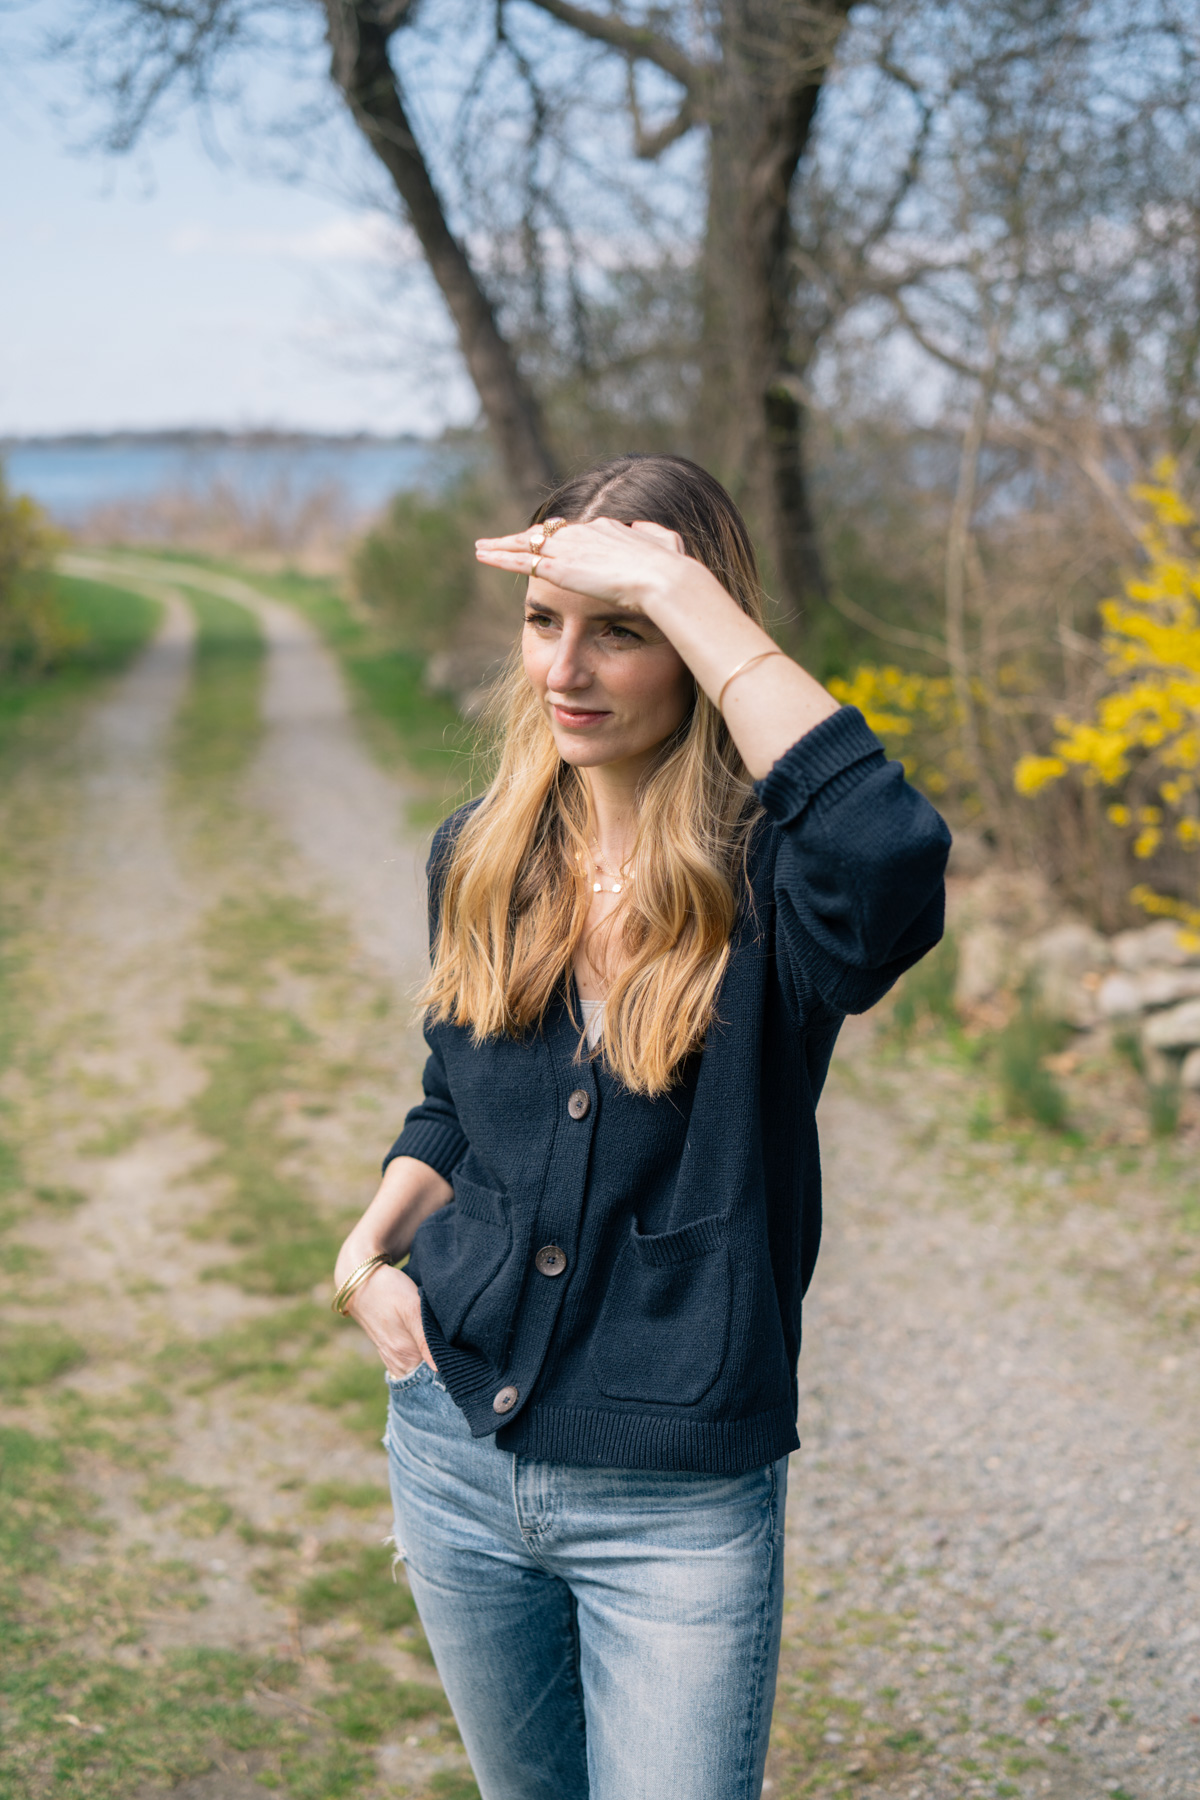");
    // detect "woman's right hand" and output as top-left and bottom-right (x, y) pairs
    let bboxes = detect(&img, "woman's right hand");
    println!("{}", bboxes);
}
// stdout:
(347, 1265), (437, 1378)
